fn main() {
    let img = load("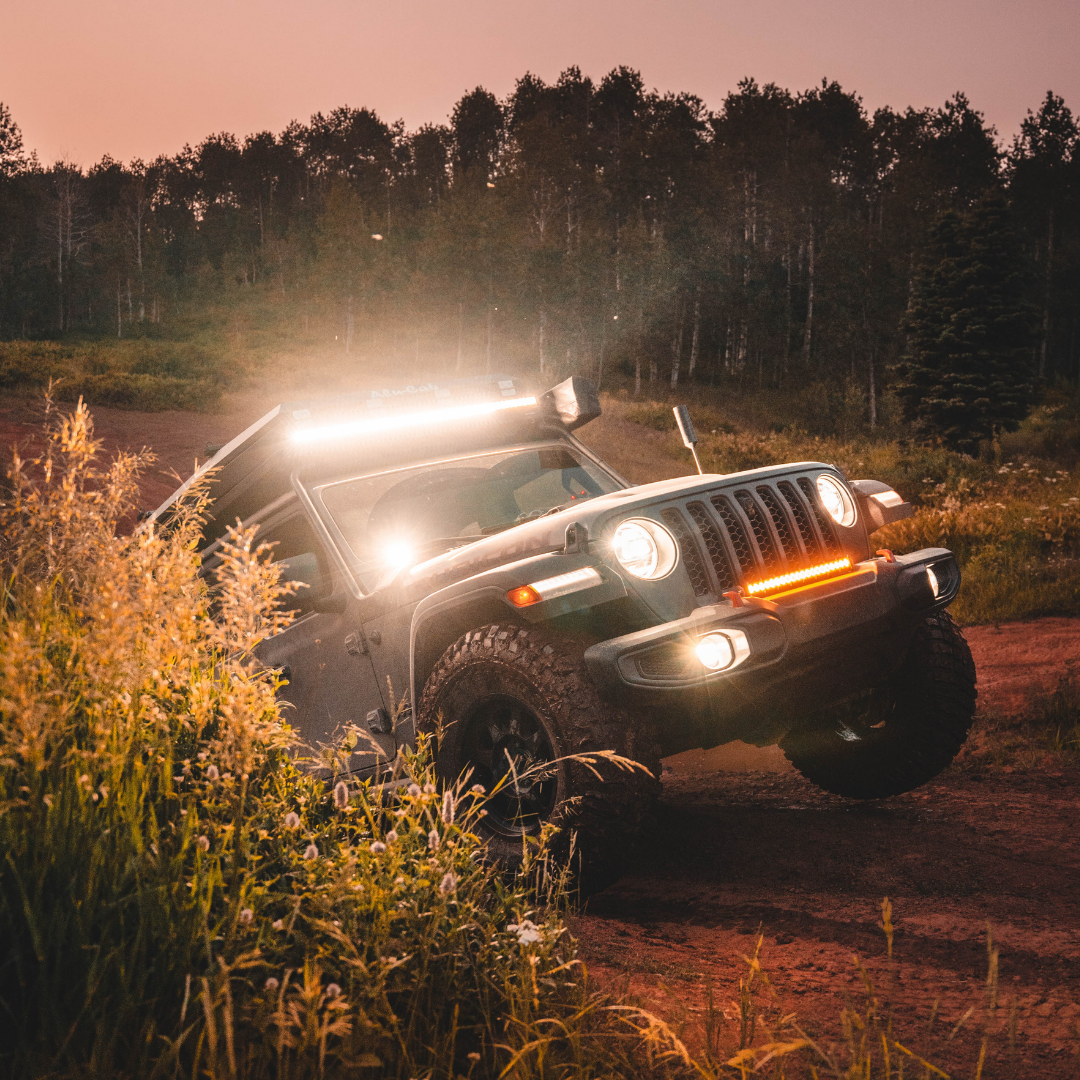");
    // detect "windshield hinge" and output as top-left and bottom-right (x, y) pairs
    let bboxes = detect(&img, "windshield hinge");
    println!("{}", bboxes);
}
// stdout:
(564, 521), (589, 554)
